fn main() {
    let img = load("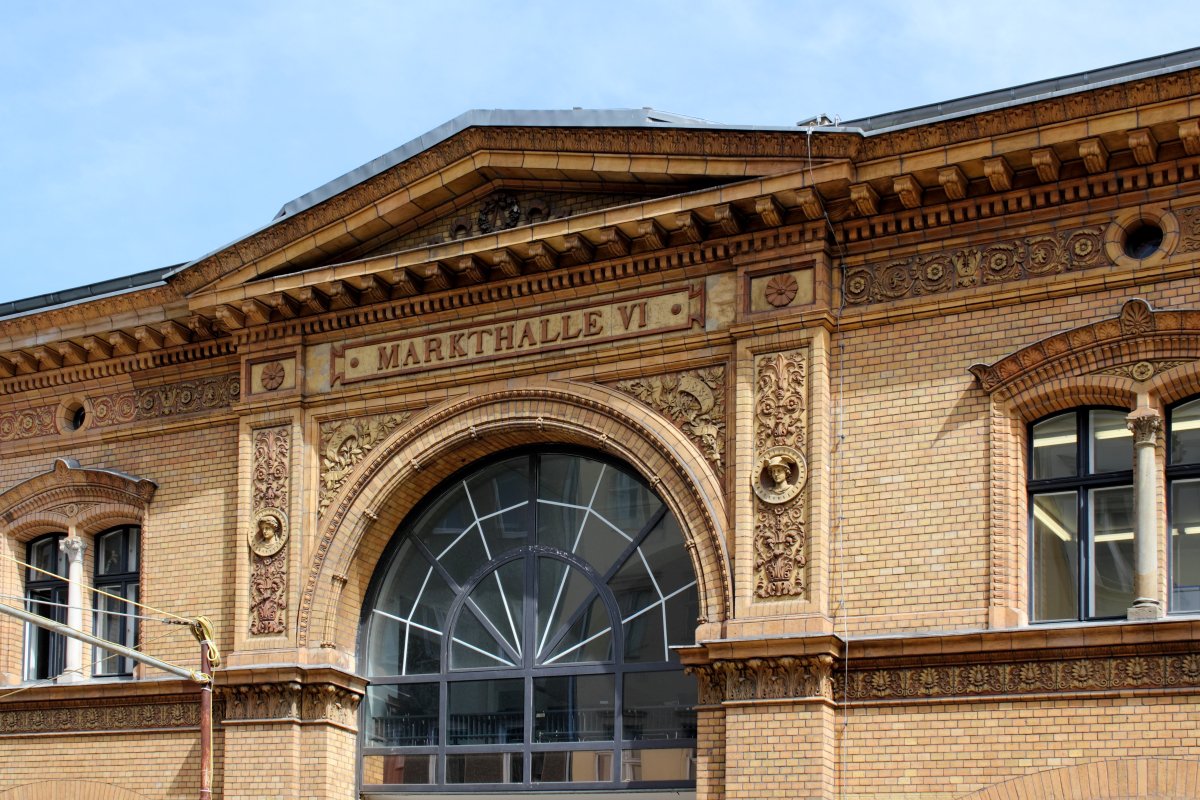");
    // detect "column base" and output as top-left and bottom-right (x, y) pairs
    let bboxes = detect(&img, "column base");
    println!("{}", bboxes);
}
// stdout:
(1127, 600), (1165, 620)
(56, 671), (86, 684)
